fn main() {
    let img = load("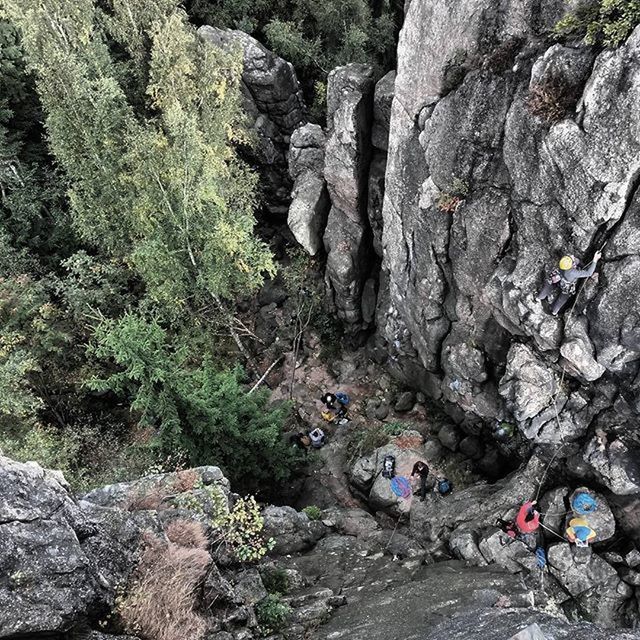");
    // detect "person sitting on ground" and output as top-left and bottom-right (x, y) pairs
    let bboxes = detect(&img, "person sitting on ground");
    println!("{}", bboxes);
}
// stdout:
(566, 517), (596, 547)
(289, 431), (311, 451)
(308, 427), (326, 449)
(320, 391), (349, 423)
(411, 460), (430, 501)
(516, 500), (540, 534)
(538, 251), (602, 316)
